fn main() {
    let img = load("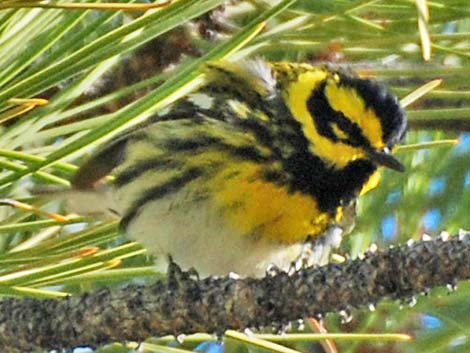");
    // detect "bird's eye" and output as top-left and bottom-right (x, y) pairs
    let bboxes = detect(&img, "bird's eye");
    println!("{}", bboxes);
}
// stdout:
(330, 114), (367, 147)
(331, 122), (349, 140)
